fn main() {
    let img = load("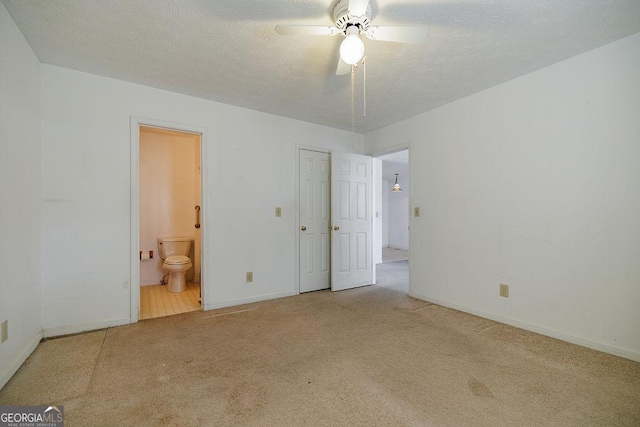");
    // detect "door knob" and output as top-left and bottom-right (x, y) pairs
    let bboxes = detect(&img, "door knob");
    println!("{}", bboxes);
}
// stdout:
(301, 226), (307, 231)
(333, 225), (340, 231)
